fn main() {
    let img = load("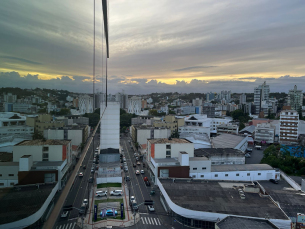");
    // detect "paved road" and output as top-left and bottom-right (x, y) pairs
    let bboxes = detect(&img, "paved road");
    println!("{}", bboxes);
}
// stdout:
(245, 145), (265, 164)
(54, 134), (100, 229)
